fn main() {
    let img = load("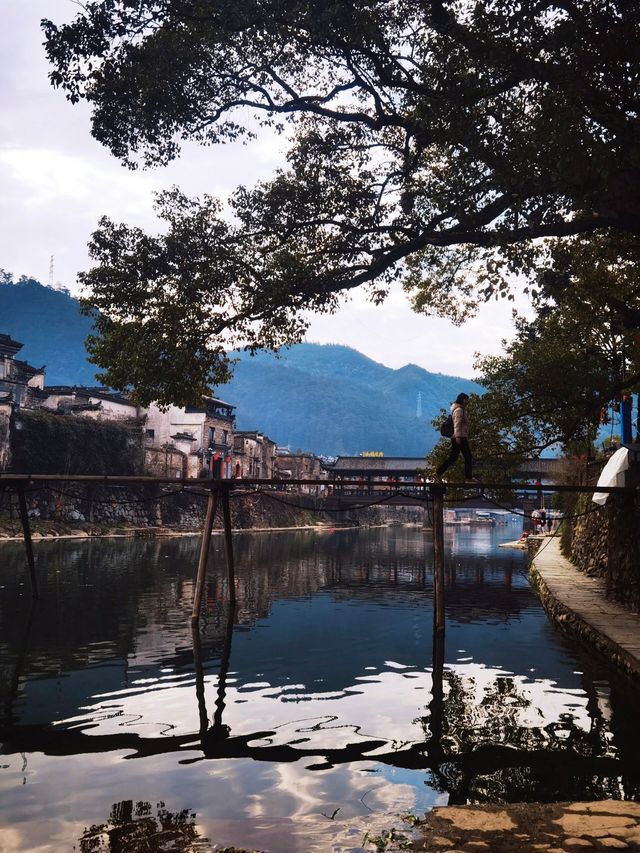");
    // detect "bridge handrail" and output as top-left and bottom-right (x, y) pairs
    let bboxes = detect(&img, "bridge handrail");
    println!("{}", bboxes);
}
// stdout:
(0, 473), (635, 494)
